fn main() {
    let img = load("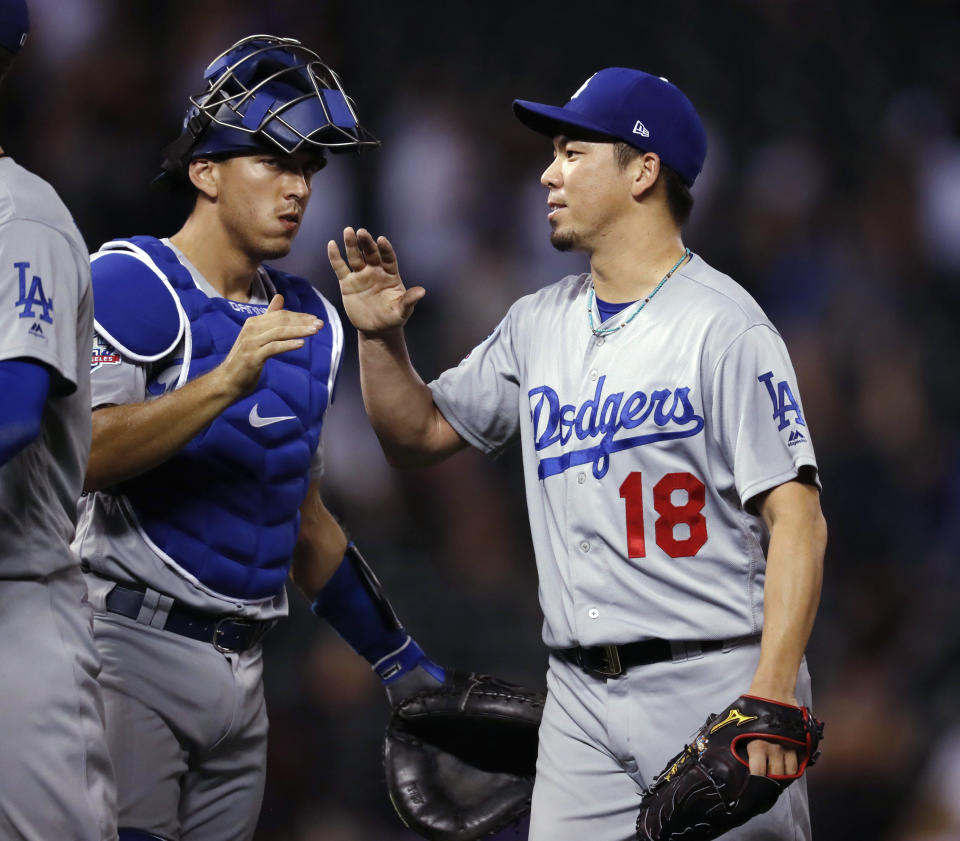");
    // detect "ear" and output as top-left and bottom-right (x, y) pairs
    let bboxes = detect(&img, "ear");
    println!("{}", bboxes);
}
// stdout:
(187, 158), (220, 200)
(630, 152), (662, 201)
